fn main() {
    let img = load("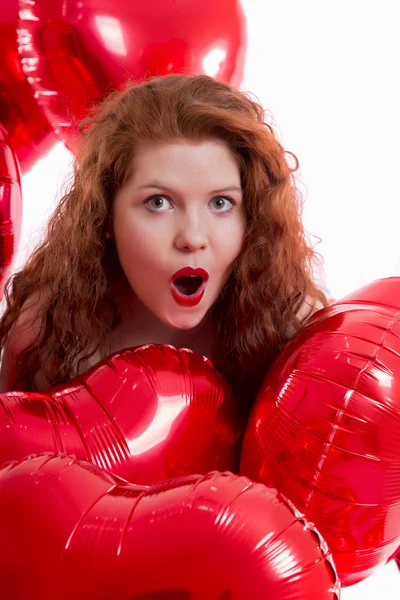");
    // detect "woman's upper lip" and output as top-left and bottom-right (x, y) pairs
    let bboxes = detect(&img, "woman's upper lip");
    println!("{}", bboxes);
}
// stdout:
(171, 266), (209, 281)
